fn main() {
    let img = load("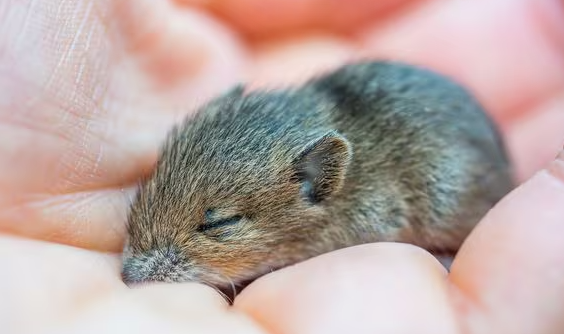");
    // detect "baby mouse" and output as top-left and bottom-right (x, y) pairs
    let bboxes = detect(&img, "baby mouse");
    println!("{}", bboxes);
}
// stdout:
(121, 60), (514, 300)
